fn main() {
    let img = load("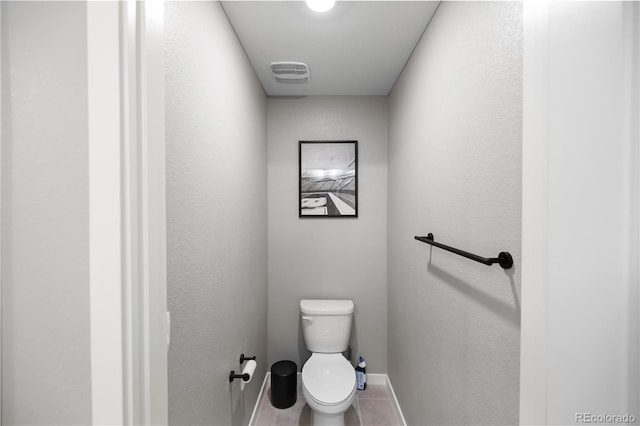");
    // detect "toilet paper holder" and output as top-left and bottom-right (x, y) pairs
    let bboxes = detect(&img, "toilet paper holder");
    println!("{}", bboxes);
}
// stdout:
(228, 371), (250, 382)
(229, 354), (257, 382)
(240, 353), (256, 363)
